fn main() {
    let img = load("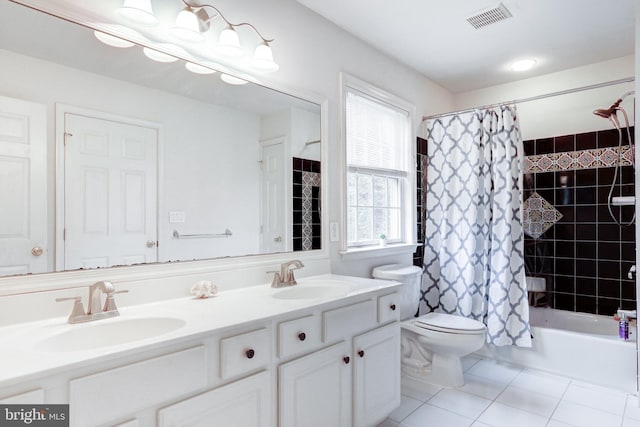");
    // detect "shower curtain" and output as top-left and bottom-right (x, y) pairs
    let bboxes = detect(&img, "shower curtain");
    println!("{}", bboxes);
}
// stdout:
(420, 106), (531, 347)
